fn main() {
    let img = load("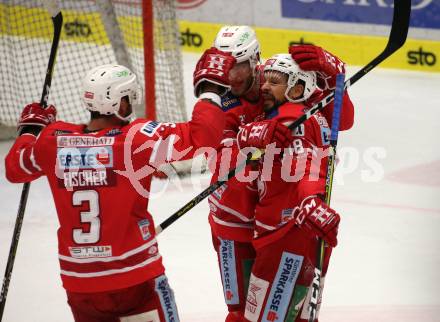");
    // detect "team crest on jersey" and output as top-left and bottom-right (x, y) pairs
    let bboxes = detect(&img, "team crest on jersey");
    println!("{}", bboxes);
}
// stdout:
(281, 208), (295, 224)
(261, 252), (303, 322)
(213, 183), (228, 200)
(138, 219), (151, 240)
